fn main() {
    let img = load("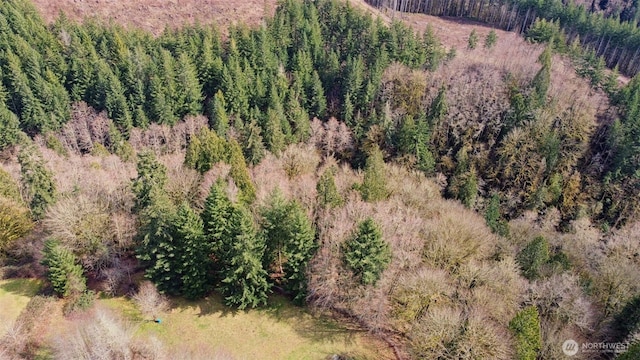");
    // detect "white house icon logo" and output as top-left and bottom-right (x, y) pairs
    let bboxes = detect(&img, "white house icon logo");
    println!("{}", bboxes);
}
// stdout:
(563, 339), (579, 356)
